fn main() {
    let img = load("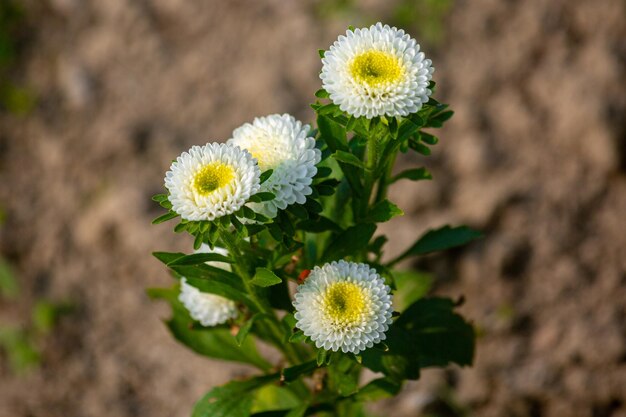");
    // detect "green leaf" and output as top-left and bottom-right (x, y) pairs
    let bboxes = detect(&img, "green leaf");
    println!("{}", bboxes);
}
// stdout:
(345, 116), (357, 132)
(152, 211), (178, 224)
(368, 235), (388, 256)
(353, 378), (402, 402)
(297, 216), (342, 233)
(391, 225), (483, 264)
(167, 252), (233, 266)
(249, 192), (276, 203)
(239, 205), (257, 219)
(192, 375), (278, 417)
(251, 268), (282, 287)
(315, 166), (332, 178)
(169, 262), (241, 282)
(317, 103), (341, 116)
(281, 360), (318, 382)
(318, 115), (364, 196)
(389, 167), (432, 184)
(322, 223), (377, 261)
(332, 150), (366, 169)
(409, 140), (431, 155)
(426, 110), (454, 128)
(285, 403), (308, 417)
(236, 313), (267, 346)
(174, 222), (188, 233)
(398, 298), (475, 368)
(314, 88), (329, 98)
(288, 330), (307, 343)
(388, 117), (399, 139)
(360, 297), (475, 380)
(151, 193), (168, 203)
(303, 199), (323, 214)
(184, 276), (258, 310)
(392, 269), (433, 311)
(317, 114), (348, 152)
(193, 232), (204, 250)
(266, 222), (283, 242)
(152, 251), (185, 265)
(318, 49), (325, 58)
(148, 287), (271, 370)
(419, 131), (439, 145)
(315, 184), (335, 196)
(251, 385), (301, 414)
(364, 199), (403, 223)
(266, 278), (295, 312)
(232, 215), (244, 234)
(260, 169), (274, 184)
(327, 354), (360, 396)
(286, 204), (308, 220)
(254, 213), (271, 223)
(245, 224), (266, 236)
(275, 212), (295, 237)
(316, 349), (329, 366)
(397, 119), (419, 143)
